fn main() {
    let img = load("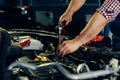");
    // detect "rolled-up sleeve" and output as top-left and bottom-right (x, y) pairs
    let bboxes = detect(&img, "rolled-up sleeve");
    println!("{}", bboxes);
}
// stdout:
(97, 0), (120, 22)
